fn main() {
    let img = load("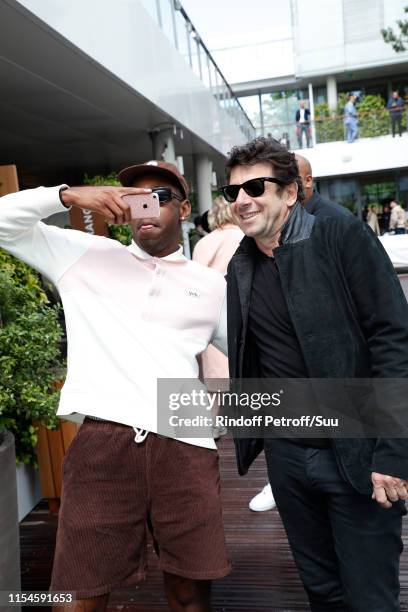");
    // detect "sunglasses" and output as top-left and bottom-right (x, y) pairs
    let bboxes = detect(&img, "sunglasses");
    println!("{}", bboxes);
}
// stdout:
(219, 177), (285, 203)
(152, 187), (184, 203)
